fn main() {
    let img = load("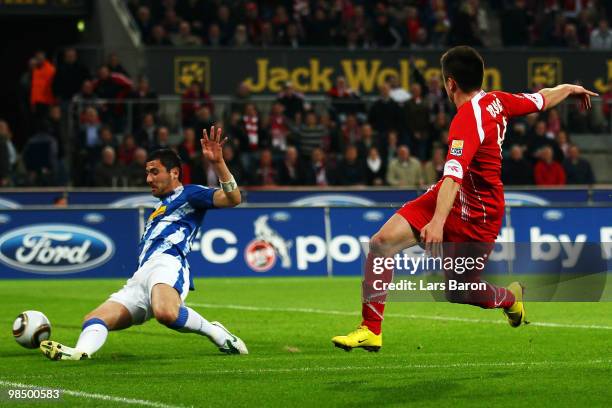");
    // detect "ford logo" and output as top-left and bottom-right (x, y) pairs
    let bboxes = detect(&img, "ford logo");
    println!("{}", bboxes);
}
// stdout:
(0, 224), (115, 274)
